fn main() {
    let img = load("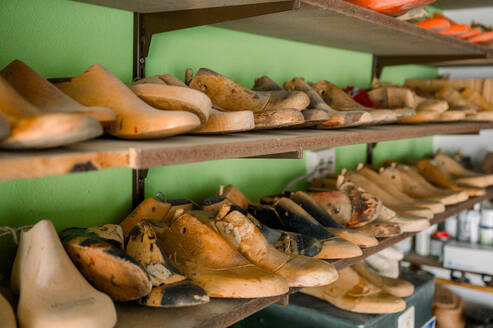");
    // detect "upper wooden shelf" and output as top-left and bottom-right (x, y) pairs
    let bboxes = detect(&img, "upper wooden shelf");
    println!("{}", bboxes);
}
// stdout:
(73, 0), (284, 13)
(114, 187), (493, 328)
(1, 122), (493, 181)
(215, 0), (490, 60)
(434, 0), (493, 9)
